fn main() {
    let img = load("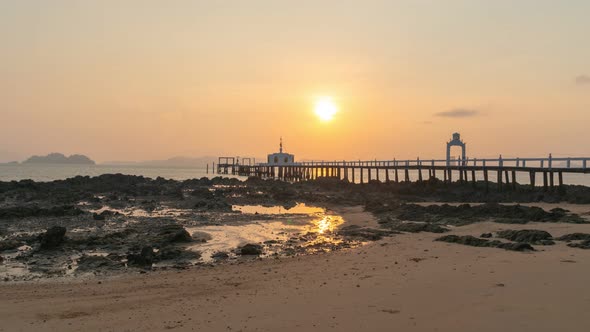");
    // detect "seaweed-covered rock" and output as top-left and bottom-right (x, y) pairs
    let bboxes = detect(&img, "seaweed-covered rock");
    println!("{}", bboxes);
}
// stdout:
(496, 242), (535, 251)
(39, 226), (67, 249)
(436, 235), (534, 252)
(127, 246), (155, 267)
(496, 229), (554, 245)
(76, 255), (123, 272)
(0, 239), (22, 252)
(338, 225), (395, 241)
(158, 225), (192, 243)
(480, 233), (493, 238)
(556, 233), (590, 242)
(211, 251), (230, 260)
(239, 244), (263, 255)
(436, 235), (495, 247)
(568, 240), (590, 249)
(0, 205), (84, 219)
(388, 222), (449, 234)
(157, 247), (201, 261)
